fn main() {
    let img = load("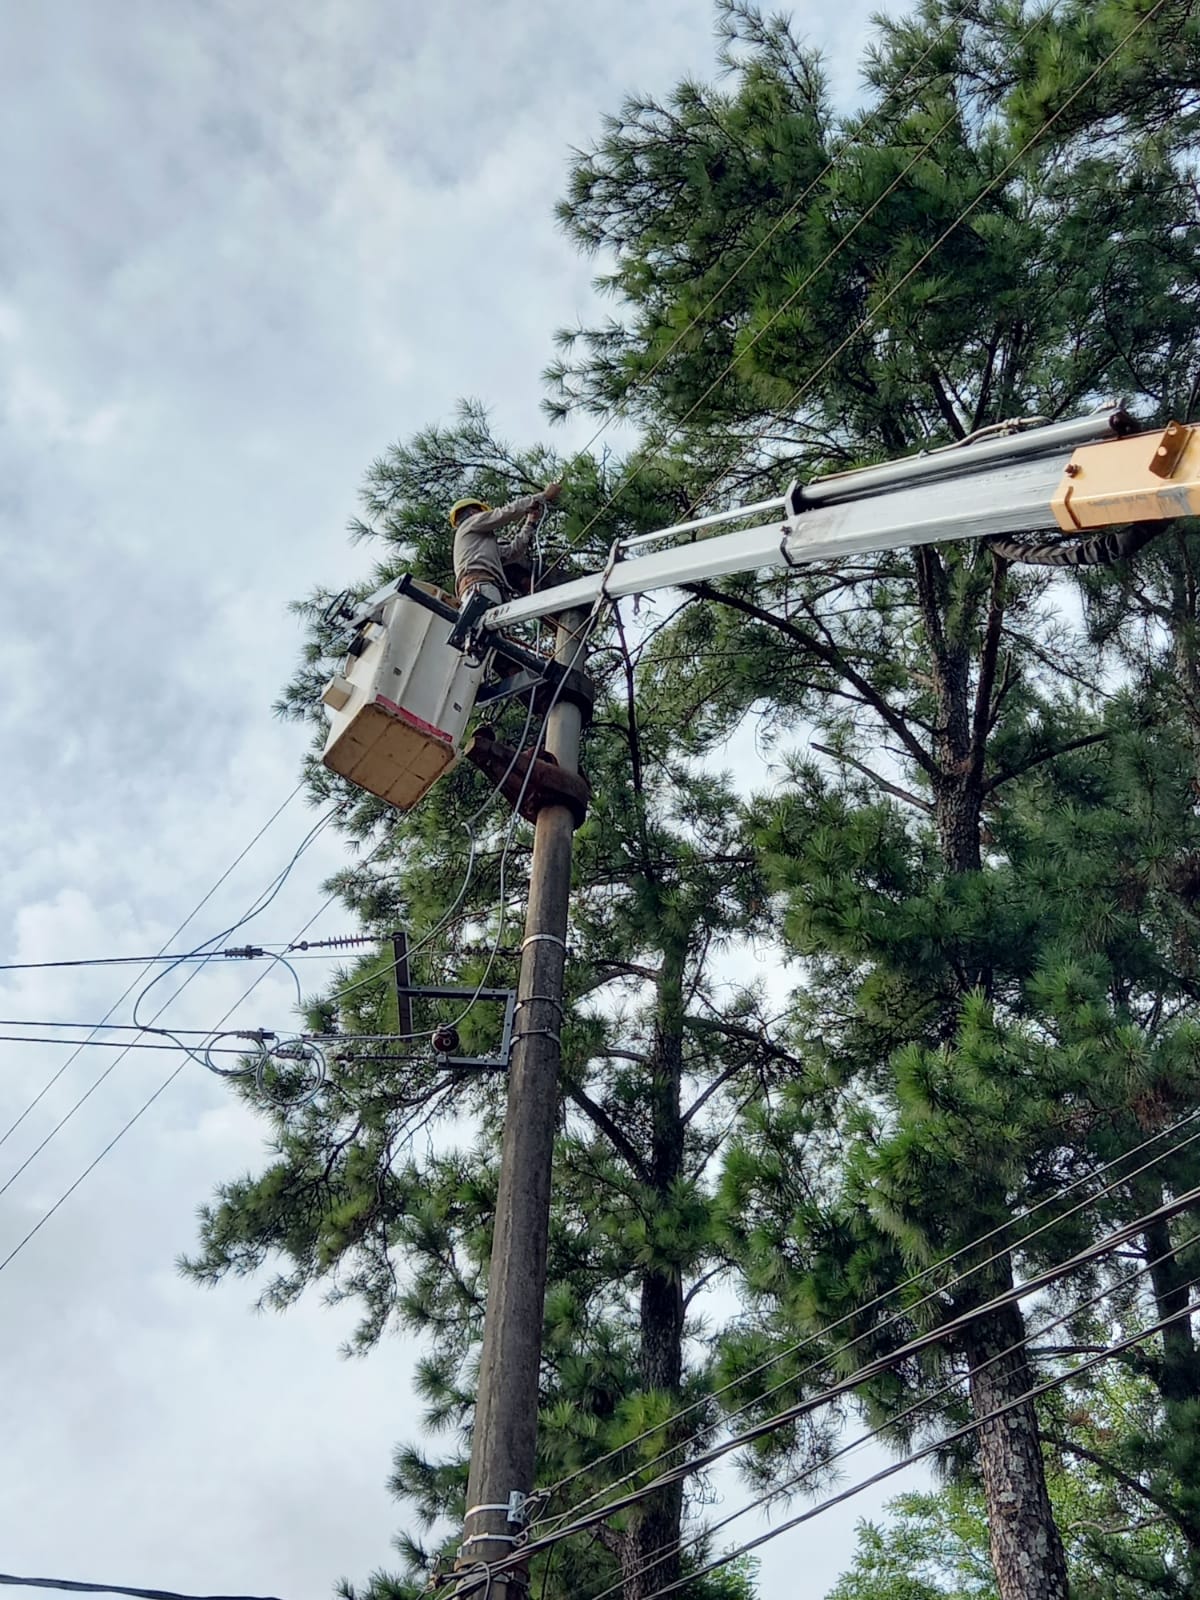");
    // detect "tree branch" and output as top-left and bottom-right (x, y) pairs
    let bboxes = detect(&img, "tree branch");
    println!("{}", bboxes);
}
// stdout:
(983, 731), (1111, 794)
(682, 1060), (752, 1129)
(685, 582), (936, 775)
(970, 551), (1008, 786)
(1044, 1434), (1186, 1525)
(811, 742), (933, 813)
(562, 1079), (649, 1182)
